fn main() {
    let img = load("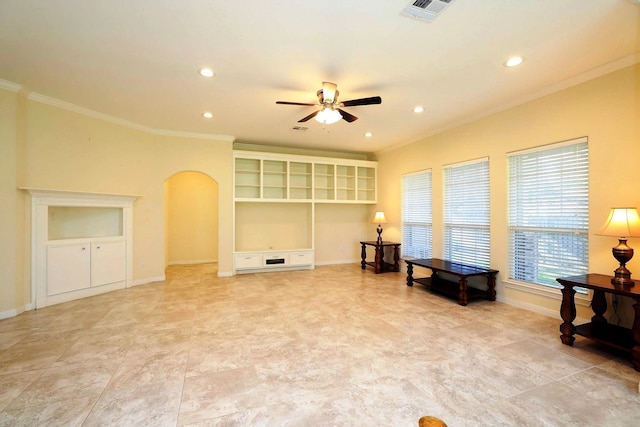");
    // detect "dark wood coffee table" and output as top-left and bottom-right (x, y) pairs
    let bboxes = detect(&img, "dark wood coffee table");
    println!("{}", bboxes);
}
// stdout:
(406, 258), (498, 306)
